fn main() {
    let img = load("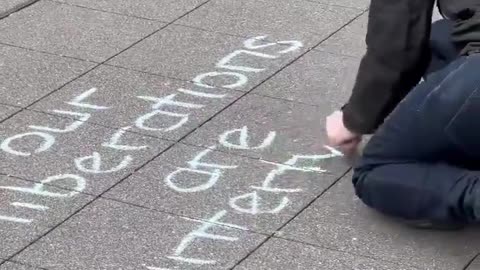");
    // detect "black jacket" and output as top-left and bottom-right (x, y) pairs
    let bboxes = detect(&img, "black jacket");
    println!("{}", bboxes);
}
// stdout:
(342, 0), (480, 134)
